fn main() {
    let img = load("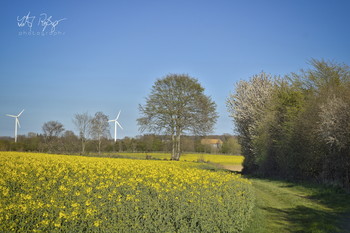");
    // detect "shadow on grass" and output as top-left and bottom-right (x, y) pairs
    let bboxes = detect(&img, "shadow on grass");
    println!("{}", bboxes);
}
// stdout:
(262, 206), (343, 233)
(247, 176), (350, 233)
